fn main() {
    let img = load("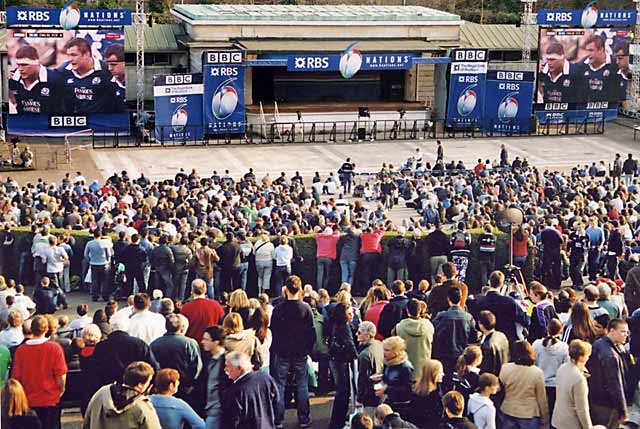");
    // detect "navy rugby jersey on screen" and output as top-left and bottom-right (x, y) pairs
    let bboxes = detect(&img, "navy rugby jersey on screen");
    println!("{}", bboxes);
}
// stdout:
(62, 59), (118, 113)
(538, 61), (577, 104)
(9, 66), (65, 114)
(574, 57), (620, 102)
